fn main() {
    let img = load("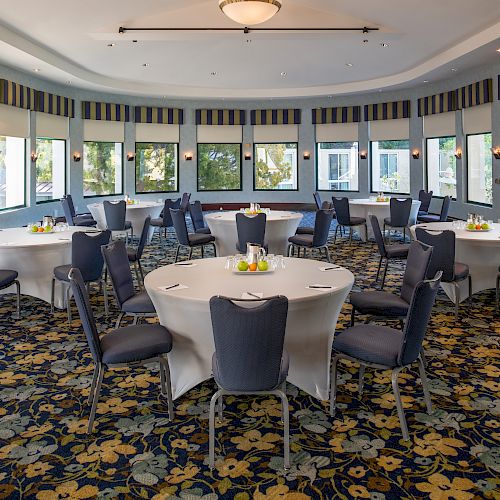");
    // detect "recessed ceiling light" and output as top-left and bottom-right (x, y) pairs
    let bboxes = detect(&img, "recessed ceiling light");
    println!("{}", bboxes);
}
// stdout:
(33, 68), (41, 72)
(280, 71), (287, 77)
(451, 68), (457, 72)
(362, 39), (368, 44)
(245, 39), (252, 44)
(346, 63), (353, 67)
(142, 63), (150, 67)
(107, 43), (115, 47)
(380, 42), (389, 47)
(210, 71), (217, 76)
(327, 95), (333, 98)
(132, 39), (138, 43)
(423, 80), (429, 83)
(66, 80), (72, 85)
